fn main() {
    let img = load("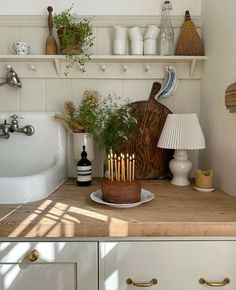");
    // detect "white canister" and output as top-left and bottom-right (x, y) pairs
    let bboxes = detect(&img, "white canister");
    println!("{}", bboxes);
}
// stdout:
(113, 39), (126, 55)
(131, 40), (144, 55)
(129, 27), (143, 41)
(113, 25), (126, 39)
(144, 39), (157, 55)
(144, 25), (160, 40)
